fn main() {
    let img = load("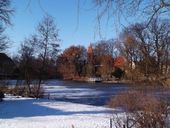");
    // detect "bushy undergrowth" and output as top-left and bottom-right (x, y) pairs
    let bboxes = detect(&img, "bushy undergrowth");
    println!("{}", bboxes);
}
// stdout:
(9, 85), (44, 98)
(0, 86), (8, 101)
(0, 91), (4, 101)
(0, 85), (44, 98)
(109, 90), (170, 128)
